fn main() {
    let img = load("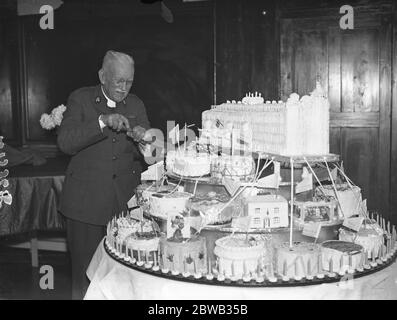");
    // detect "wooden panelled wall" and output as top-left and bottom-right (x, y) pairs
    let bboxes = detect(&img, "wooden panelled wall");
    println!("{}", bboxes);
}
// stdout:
(215, 0), (397, 223)
(0, 0), (213, 149)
